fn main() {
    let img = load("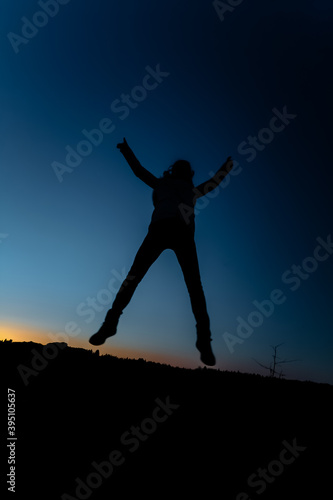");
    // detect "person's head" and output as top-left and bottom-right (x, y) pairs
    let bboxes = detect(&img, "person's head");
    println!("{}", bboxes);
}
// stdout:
(163, 160), (194, 183)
